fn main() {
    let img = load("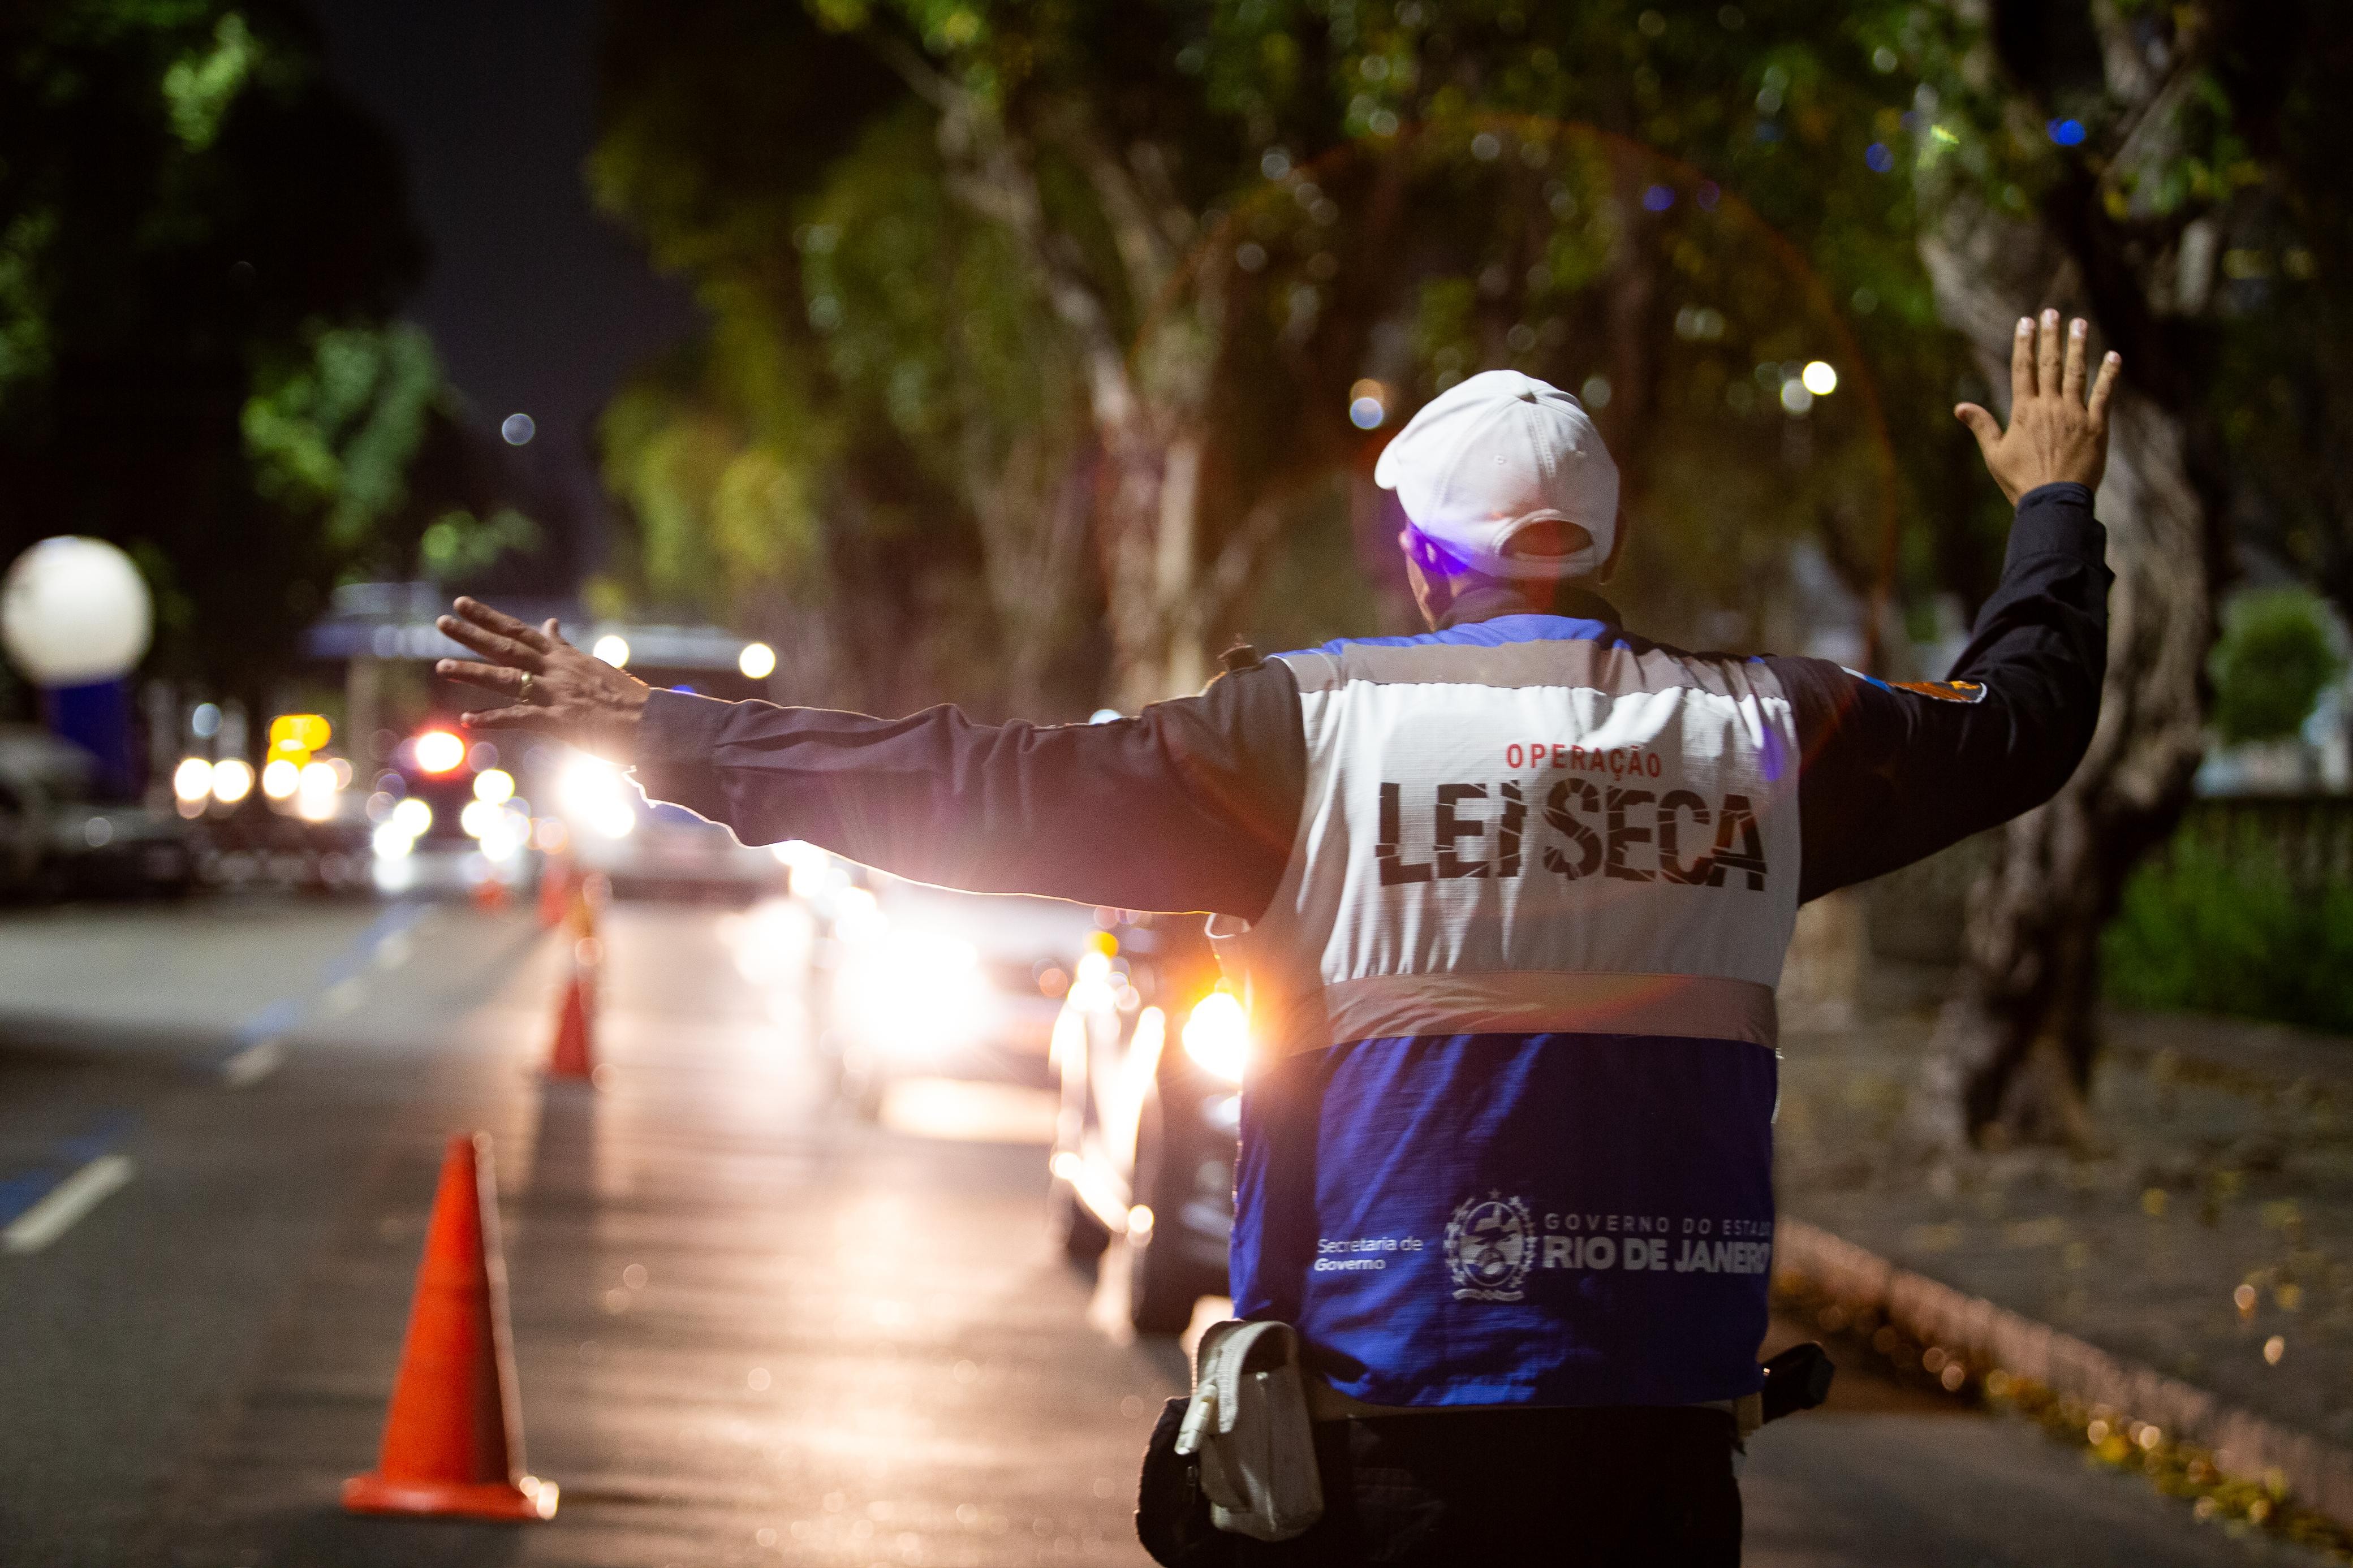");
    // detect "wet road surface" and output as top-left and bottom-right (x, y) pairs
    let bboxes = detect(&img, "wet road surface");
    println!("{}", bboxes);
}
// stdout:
(0, 896), (2324, 1565)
